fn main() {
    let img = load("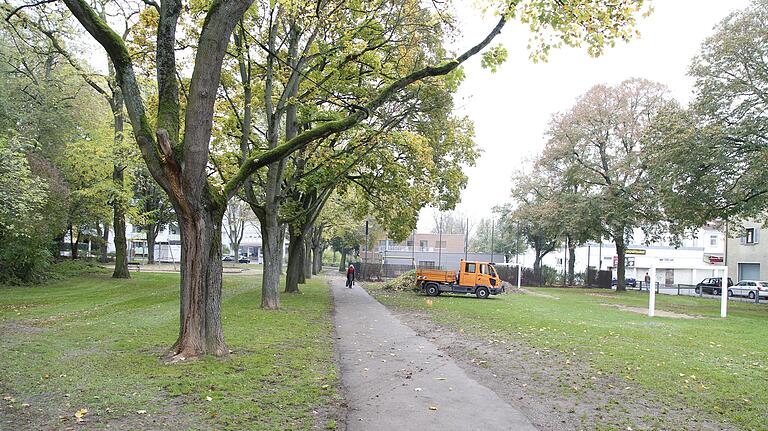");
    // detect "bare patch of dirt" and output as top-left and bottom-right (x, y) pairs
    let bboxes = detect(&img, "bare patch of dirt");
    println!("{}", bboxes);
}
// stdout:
(381, 306), (734, 431)
(601, 303), (704, 319)
(0, 383), (205, 431)
(520, 288), (561, 300)
(0, 321), (48, 335)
